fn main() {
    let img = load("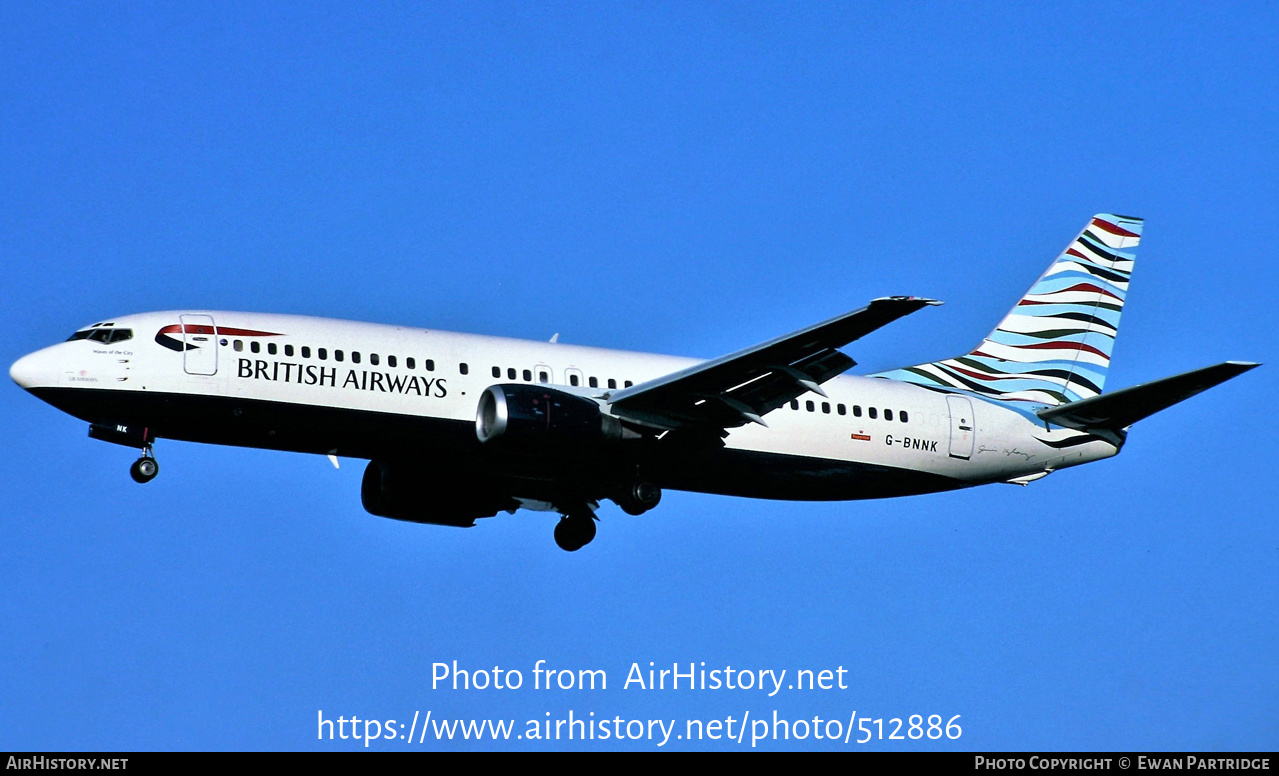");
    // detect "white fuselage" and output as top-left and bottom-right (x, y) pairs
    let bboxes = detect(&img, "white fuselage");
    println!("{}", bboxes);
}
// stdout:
(11, 310), (1120, 502)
